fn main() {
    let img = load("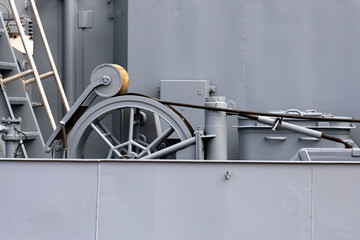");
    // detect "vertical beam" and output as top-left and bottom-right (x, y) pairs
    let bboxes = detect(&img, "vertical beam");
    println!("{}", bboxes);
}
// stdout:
(64, 0), (77, 107)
